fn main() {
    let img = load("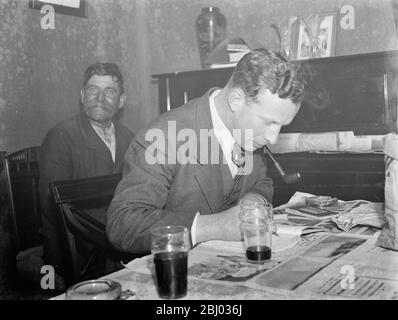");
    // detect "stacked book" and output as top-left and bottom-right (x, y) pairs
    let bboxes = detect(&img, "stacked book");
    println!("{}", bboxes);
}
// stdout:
(205, 37), (263, 69)
(227, 42), (250, 63)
